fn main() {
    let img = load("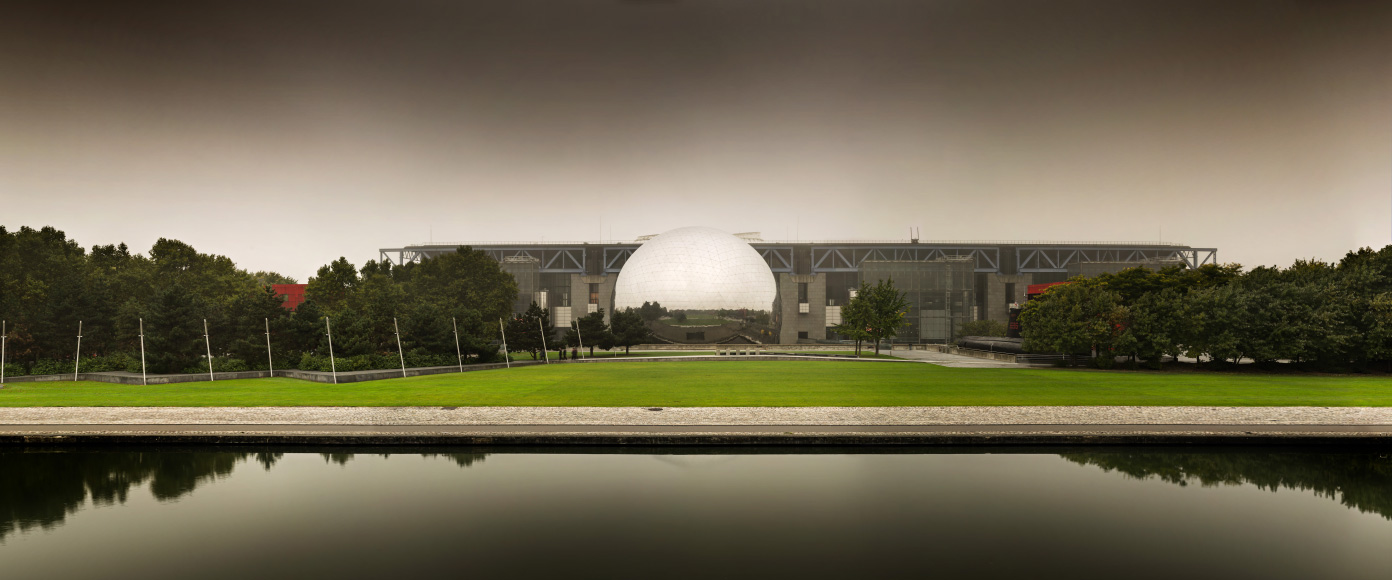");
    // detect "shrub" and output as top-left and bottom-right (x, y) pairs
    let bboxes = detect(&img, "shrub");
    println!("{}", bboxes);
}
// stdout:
(185, 356), (252, 374)
(1, 362), (26, 377)
(953, 320), (1007, 343)
(29, 359), (71, 376)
